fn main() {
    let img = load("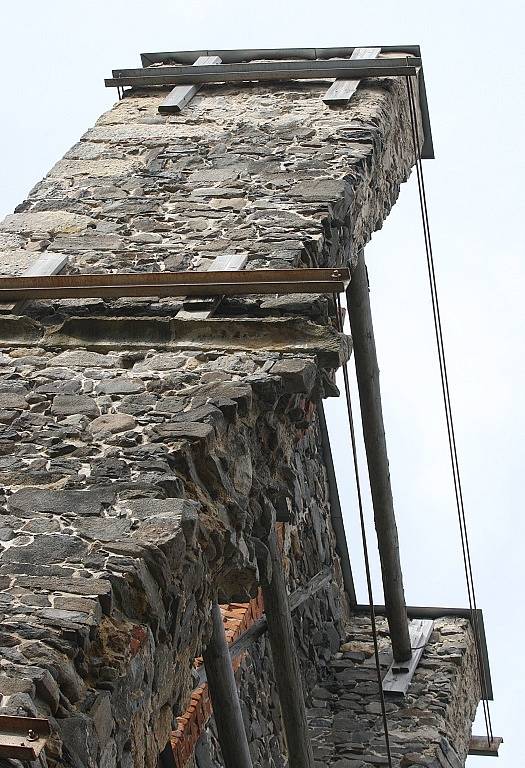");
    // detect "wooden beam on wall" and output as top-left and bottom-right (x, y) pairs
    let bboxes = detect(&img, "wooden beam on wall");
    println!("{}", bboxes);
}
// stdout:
(0, 253), (68, 314)
(382, 619), (434, 696)
(175, 253), (247, 320)
(322, 47), (381, 105)
(158, 55), (222, 114)
(0, 267), (349, 302)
